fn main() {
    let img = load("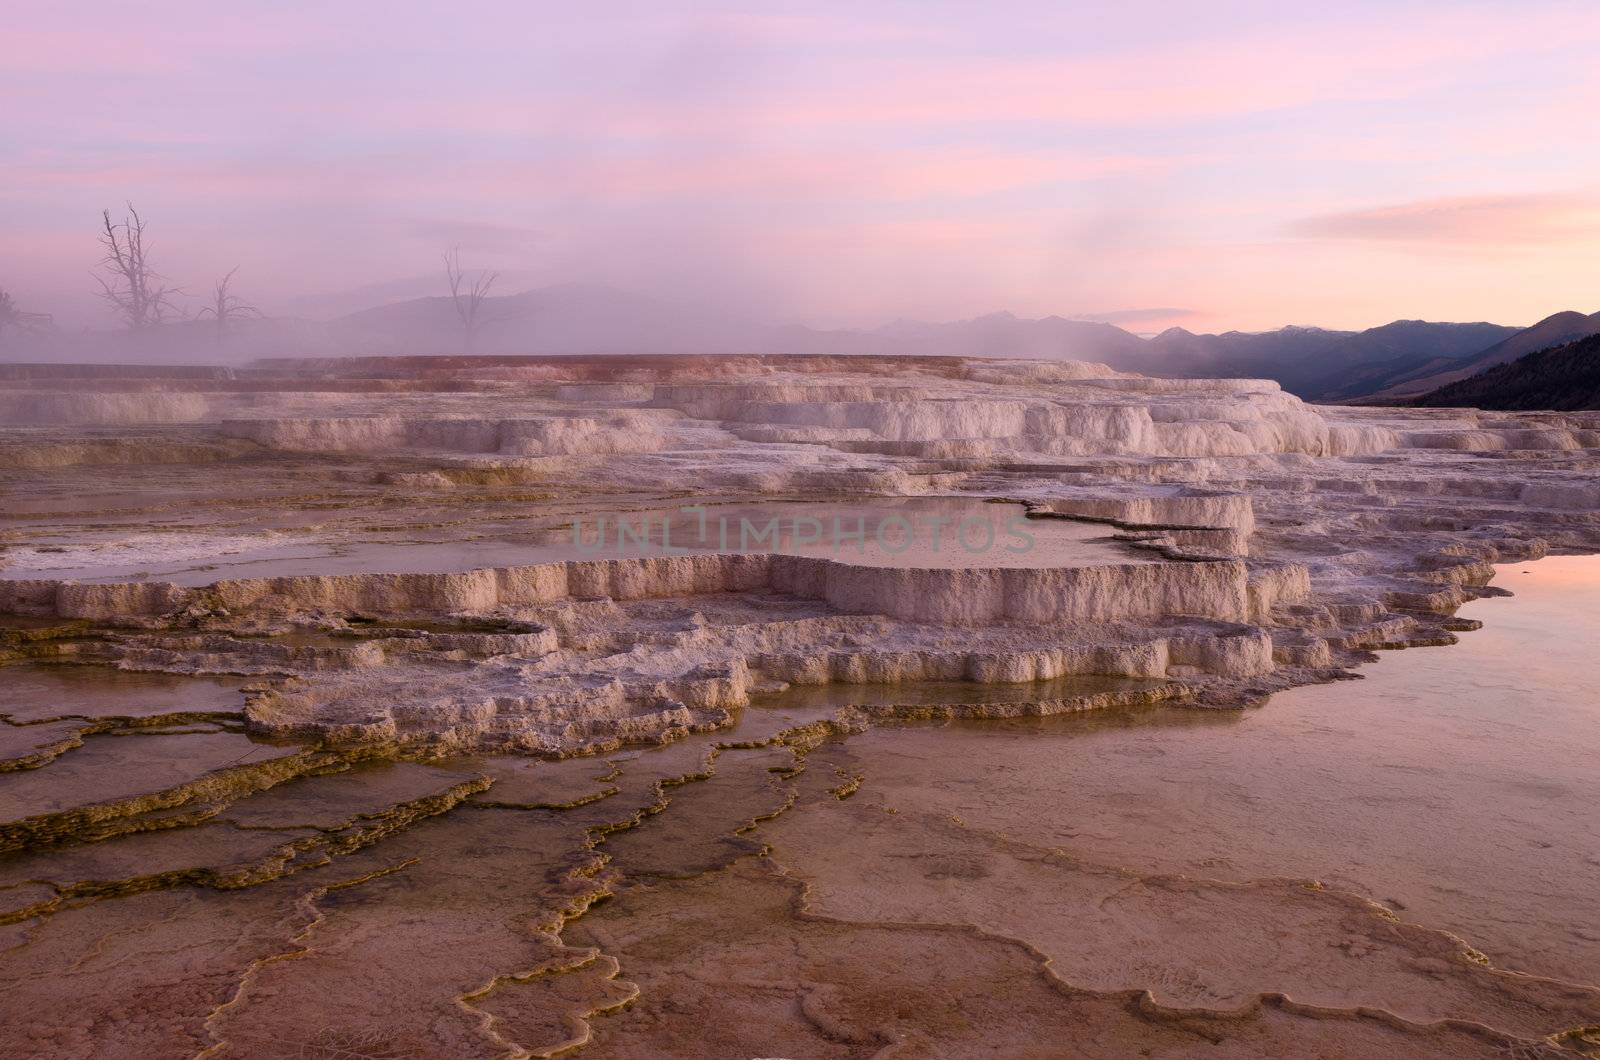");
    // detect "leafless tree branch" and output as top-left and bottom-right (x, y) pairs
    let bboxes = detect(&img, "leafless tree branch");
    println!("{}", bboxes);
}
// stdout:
(0, 287), (54, 346)
(195, 266), (262, 347)
(444, 246), (498, 354)
(93, 203), (181, 330)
